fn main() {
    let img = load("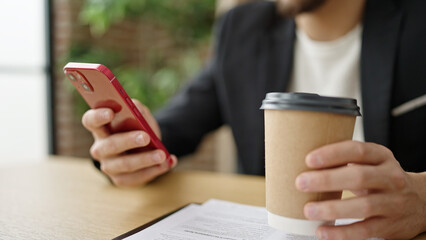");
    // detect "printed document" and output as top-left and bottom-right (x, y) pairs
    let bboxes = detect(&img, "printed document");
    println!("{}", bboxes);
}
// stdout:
(123, 199), (382, 240)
